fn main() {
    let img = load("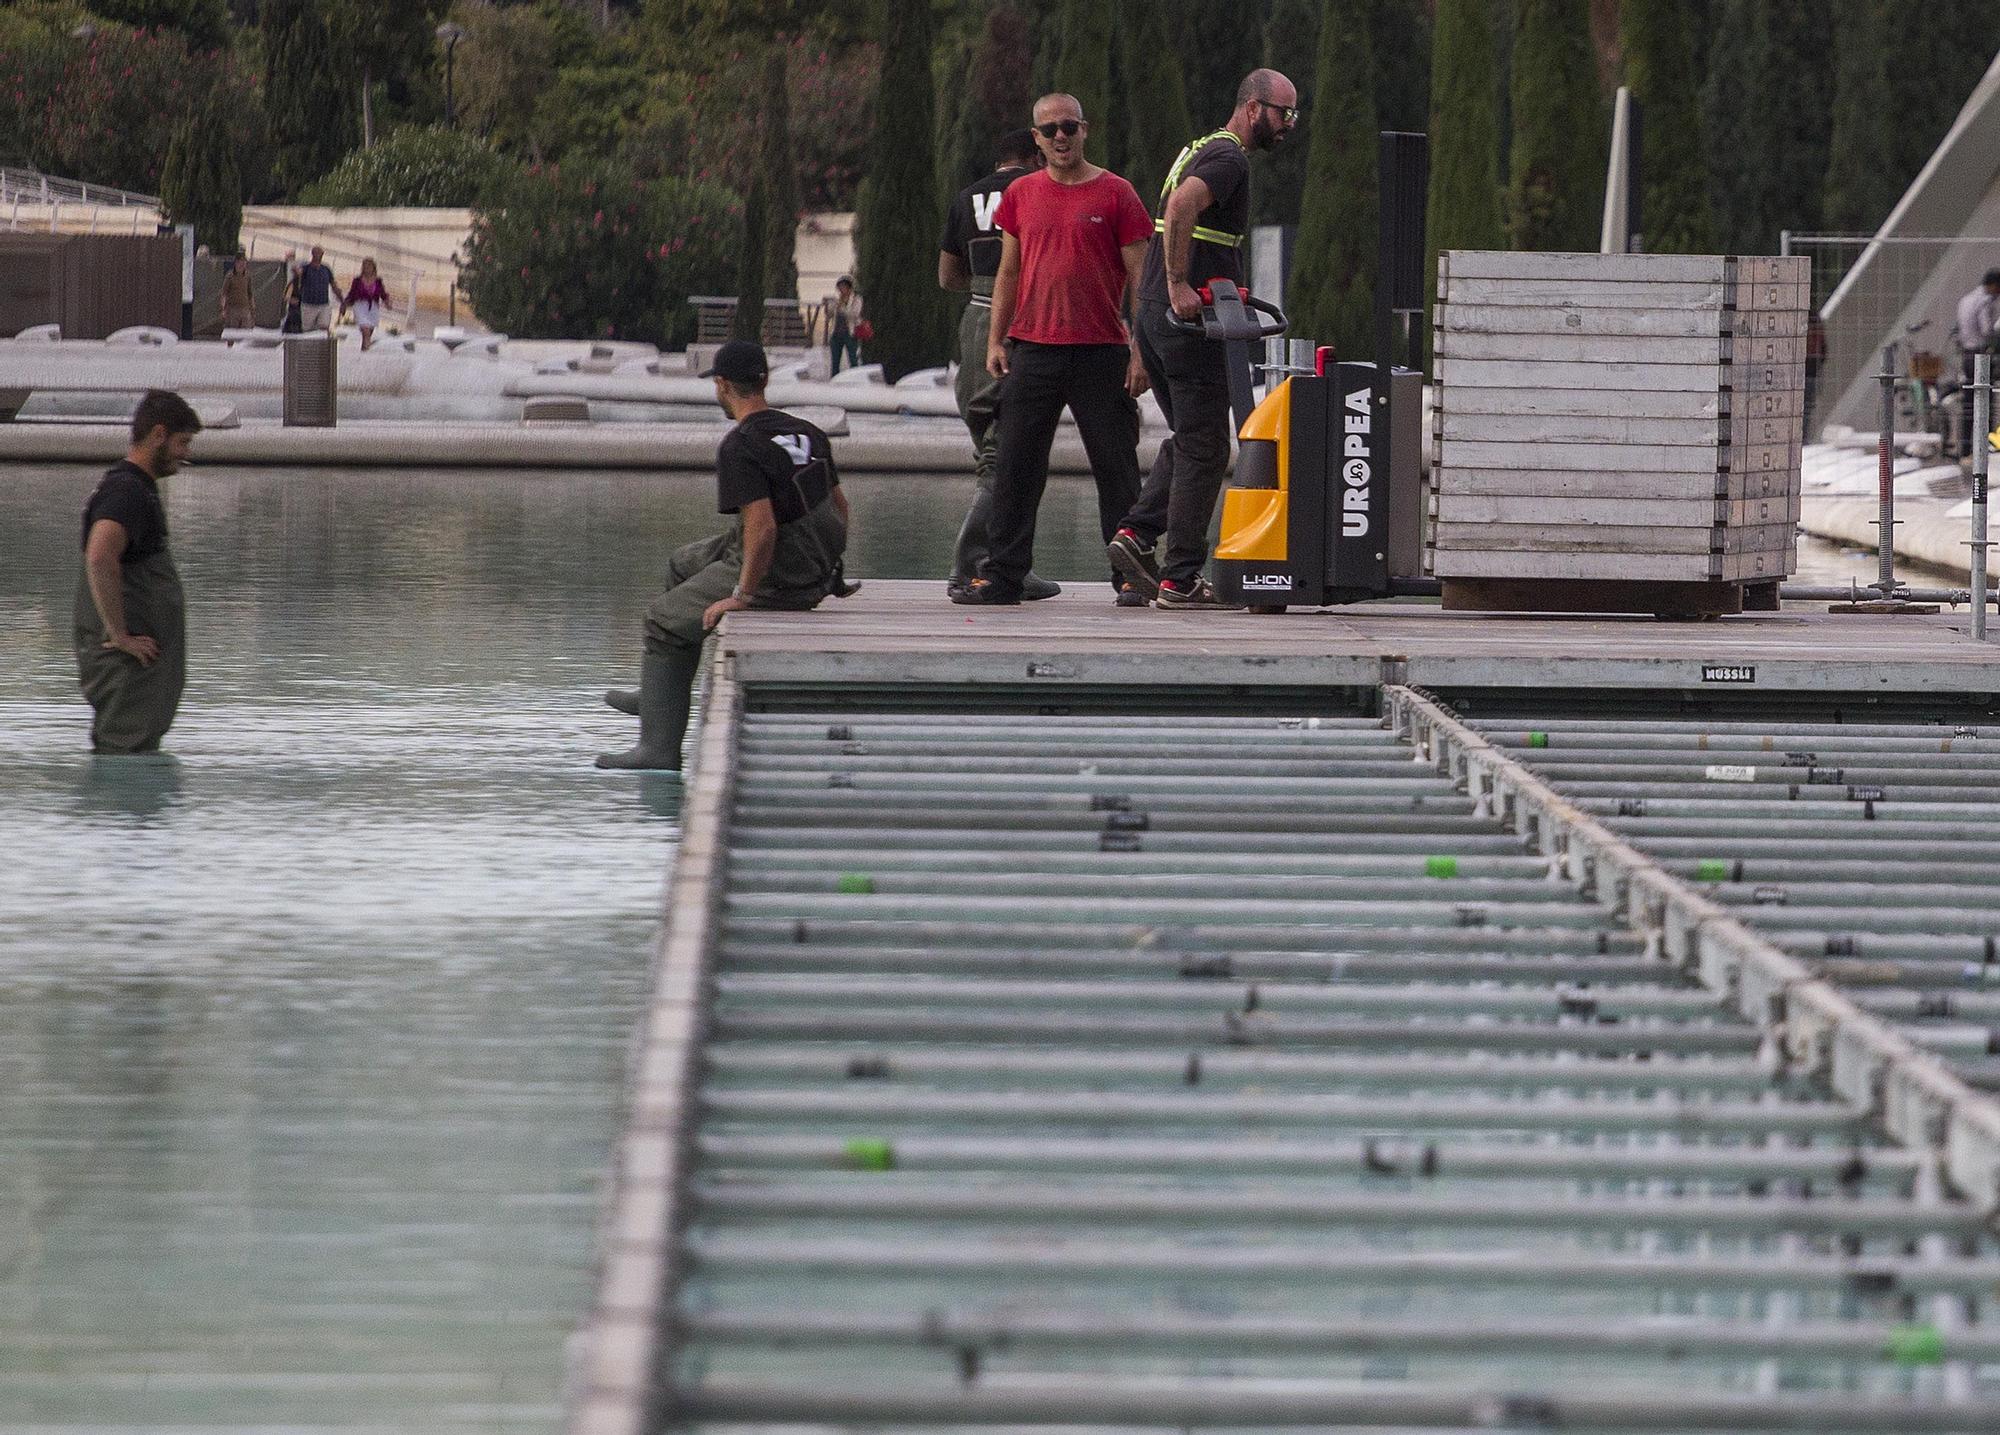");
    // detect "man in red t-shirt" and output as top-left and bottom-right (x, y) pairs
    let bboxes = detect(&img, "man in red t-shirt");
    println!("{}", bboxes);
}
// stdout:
(953, 92), (1154, 605)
